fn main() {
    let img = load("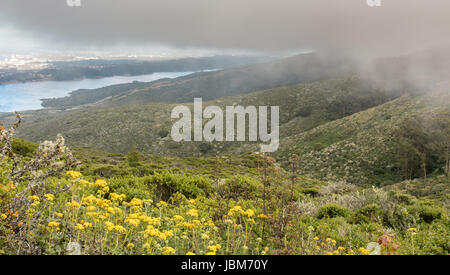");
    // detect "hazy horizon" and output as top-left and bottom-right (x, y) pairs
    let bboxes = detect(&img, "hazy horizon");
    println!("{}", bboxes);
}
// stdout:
(0, 0), (449, 60)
